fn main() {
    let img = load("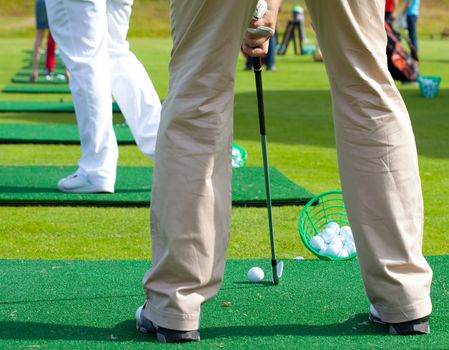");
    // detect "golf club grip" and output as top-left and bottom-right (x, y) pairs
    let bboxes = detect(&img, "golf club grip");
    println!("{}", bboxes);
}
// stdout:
(253, 57), (266, 136)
